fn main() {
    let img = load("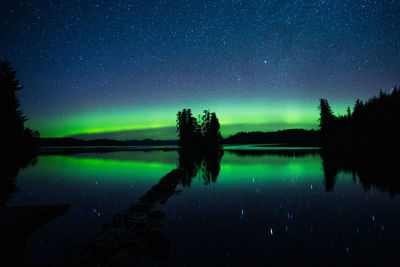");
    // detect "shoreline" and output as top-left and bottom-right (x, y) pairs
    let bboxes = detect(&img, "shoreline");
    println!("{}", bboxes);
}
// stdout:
(38, 144), (321, 155)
